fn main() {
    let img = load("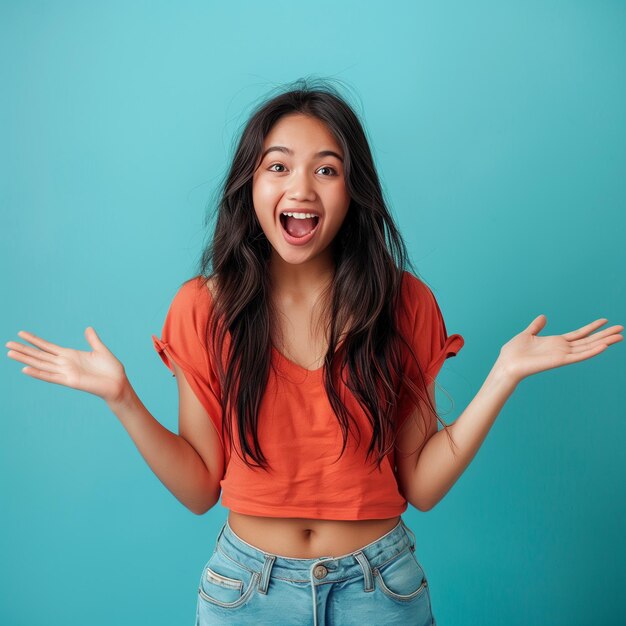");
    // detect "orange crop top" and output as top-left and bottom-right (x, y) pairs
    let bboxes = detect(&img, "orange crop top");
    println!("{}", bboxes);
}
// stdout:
(152, 271), (464, 520)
